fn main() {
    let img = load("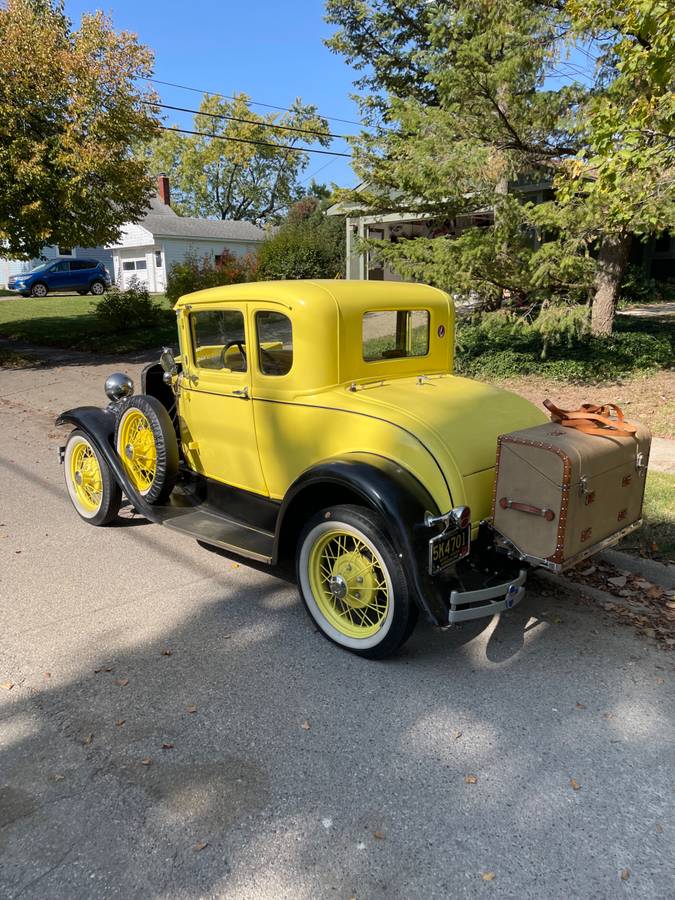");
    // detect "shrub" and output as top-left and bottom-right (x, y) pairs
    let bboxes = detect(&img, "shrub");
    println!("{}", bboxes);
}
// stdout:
(619, 264), (663, 306)
(256, 200), (345, 280)
(94, 279), (163, 331)
(454, 307), (673, 383)
(165, 248), (251, 302)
